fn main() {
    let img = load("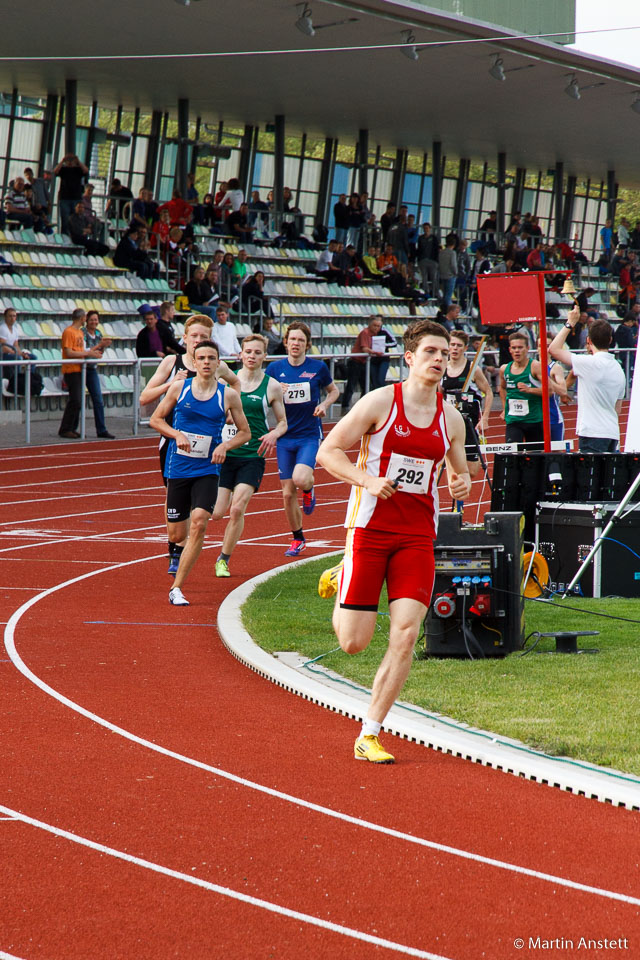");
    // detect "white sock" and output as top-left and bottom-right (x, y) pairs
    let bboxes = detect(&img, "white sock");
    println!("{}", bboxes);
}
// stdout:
(361, 718), (381, 738)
